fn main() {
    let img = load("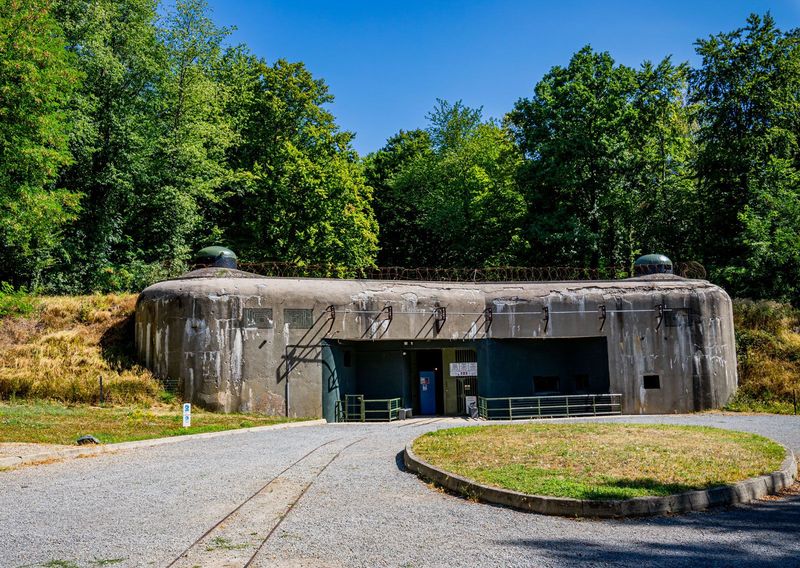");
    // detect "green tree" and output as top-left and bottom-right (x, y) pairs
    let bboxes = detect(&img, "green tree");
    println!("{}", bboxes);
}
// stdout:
(0, 0), (81, 286)
(364, 129), (433, 266)
(627, 58), (697, 261)
(375, 100), (525, 268)
(691, 13), (800, 301)
(144, 0), (234, 263)
(508, 47), (637, 267)
(51, 0), (164, 291)
(219, 57), (378, 269)
(508, 47), (695, 269)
